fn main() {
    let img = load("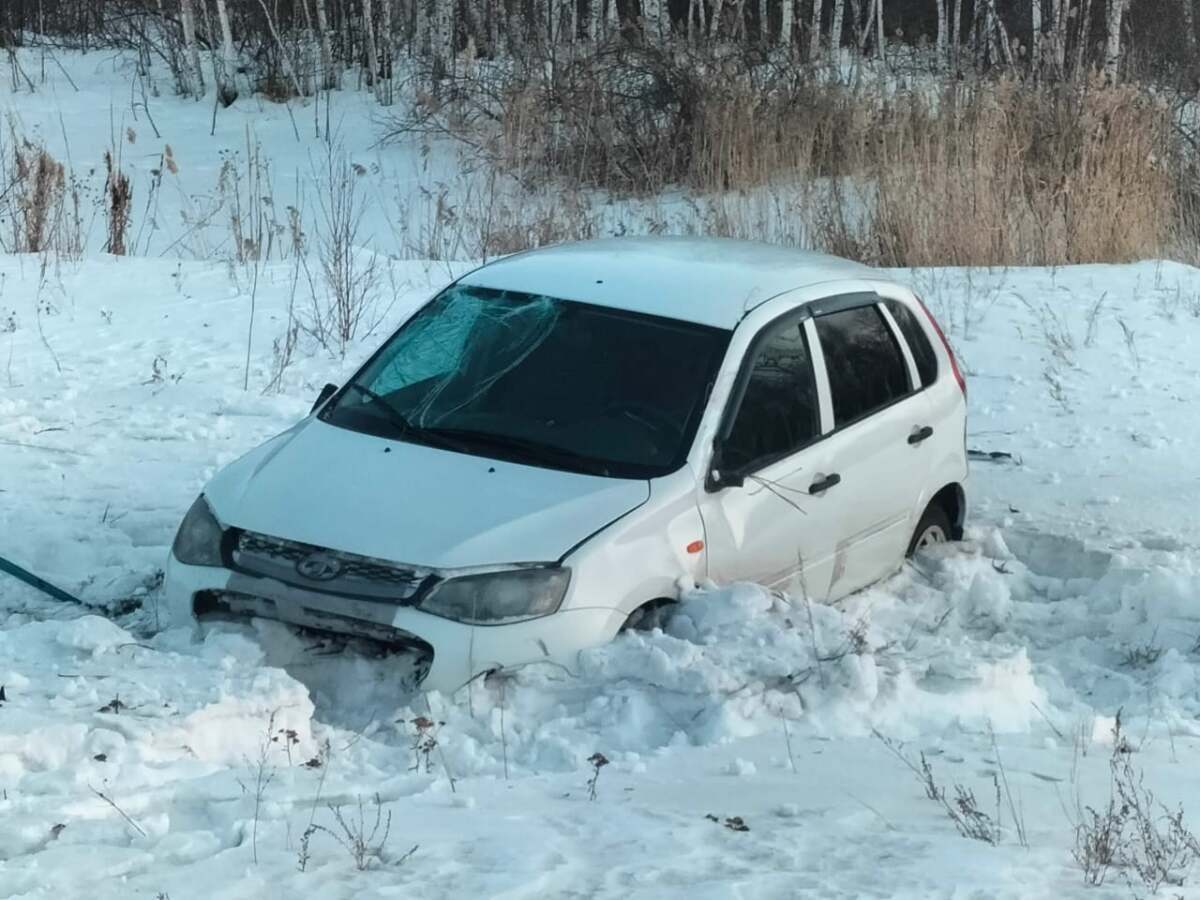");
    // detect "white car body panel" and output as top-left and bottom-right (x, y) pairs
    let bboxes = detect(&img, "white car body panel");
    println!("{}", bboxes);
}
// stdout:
(162, 239), (968, 694)
(814, 388), (935, 597)
(693, 279), (964, 603)
(203, 418), (649, 568)
(698, 436), (843, 598)
(459, 236), (873, 329)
